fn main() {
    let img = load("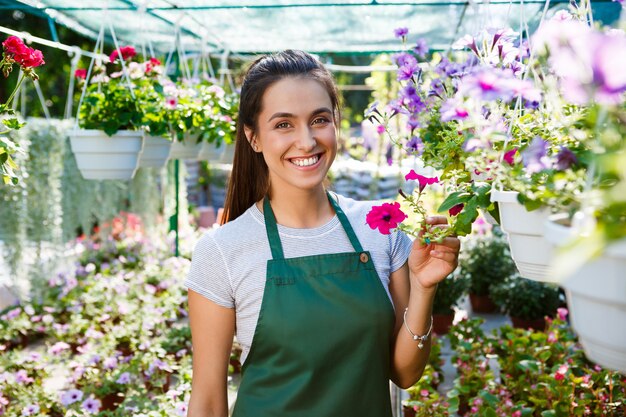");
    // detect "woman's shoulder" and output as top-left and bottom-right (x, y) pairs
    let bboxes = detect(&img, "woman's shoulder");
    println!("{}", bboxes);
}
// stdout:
(200, 204), (266, 248)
